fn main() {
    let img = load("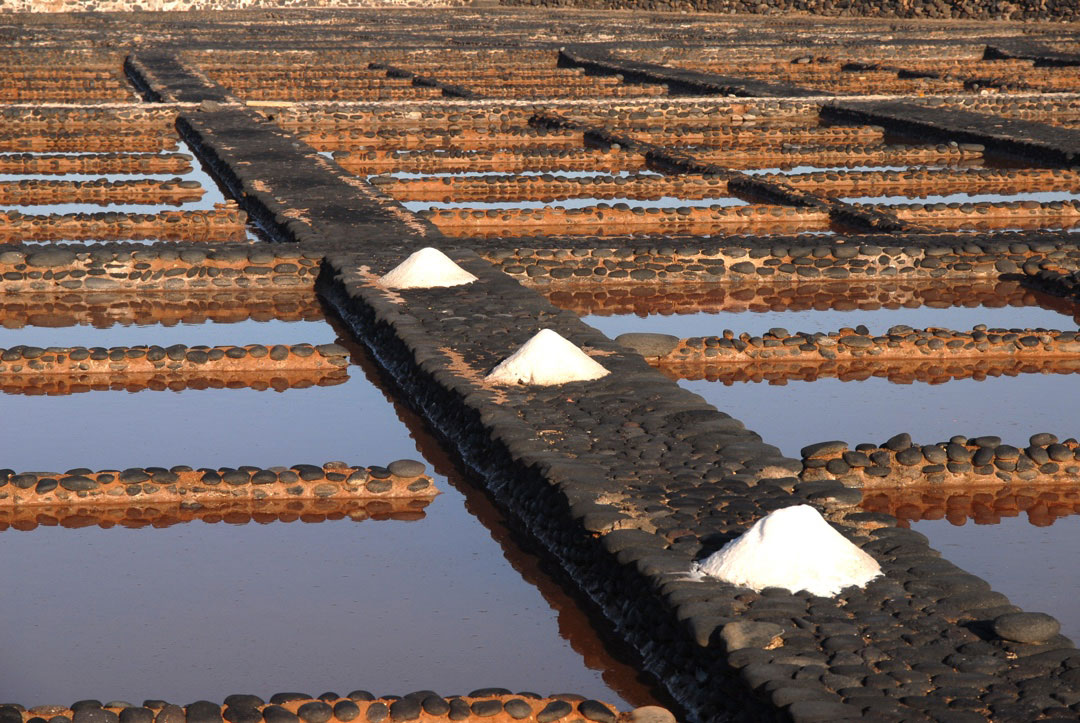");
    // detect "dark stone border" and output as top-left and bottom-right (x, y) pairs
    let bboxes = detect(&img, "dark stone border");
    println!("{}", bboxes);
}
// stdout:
(0, 461), (435, 507)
